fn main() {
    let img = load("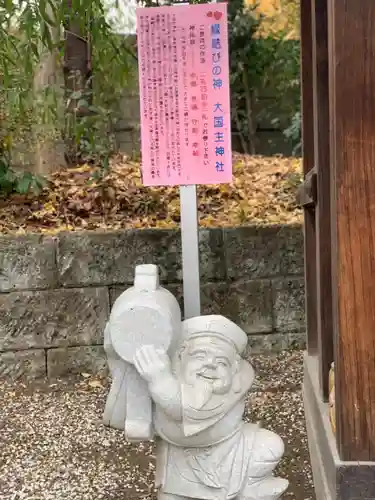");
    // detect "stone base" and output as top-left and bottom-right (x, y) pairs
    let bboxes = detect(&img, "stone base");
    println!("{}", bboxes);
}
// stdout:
(303, 353), (375, 500)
